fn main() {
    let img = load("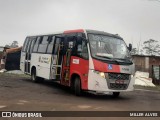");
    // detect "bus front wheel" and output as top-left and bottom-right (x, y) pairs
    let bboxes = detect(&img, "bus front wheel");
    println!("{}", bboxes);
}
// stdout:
(74, 77), (81, 96)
